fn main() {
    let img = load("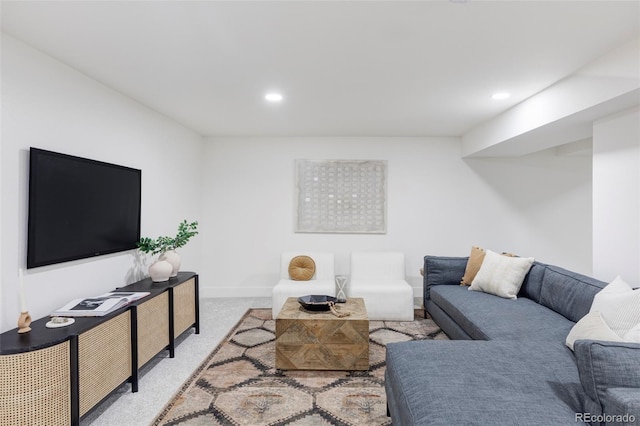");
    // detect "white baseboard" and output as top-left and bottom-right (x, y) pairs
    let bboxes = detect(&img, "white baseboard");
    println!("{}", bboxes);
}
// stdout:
(199, 287), (273, 298)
